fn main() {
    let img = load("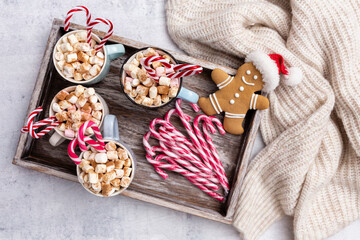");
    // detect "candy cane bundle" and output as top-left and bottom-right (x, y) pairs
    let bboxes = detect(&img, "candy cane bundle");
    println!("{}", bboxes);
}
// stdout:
(143, 99), (229, 201)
